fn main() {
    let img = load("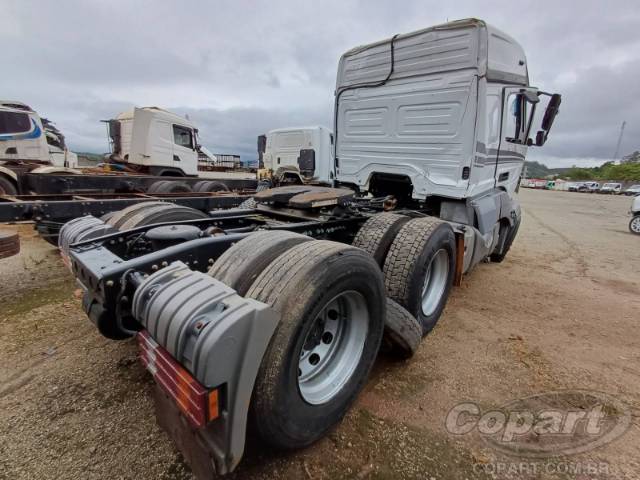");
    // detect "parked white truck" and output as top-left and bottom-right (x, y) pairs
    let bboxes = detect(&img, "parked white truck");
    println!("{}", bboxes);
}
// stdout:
(105, 107), (248, 179)
(60, 18), (560, 478)
(260, 126), (334, 184)
(0, 100), (78, 168)
(0, 104), (255, 197)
